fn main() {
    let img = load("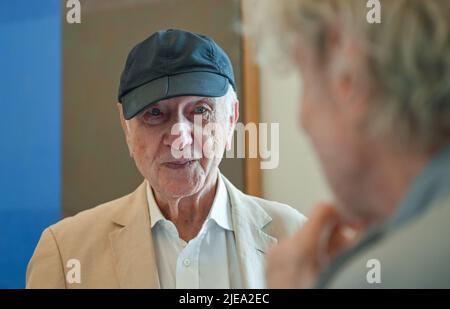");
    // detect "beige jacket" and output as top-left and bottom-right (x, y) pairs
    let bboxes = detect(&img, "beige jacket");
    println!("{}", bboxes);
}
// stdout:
(26, 175), (306, 288)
